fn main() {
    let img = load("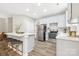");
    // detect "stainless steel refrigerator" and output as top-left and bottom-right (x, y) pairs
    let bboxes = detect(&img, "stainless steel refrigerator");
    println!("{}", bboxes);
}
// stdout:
(37, 24), (46, 41)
